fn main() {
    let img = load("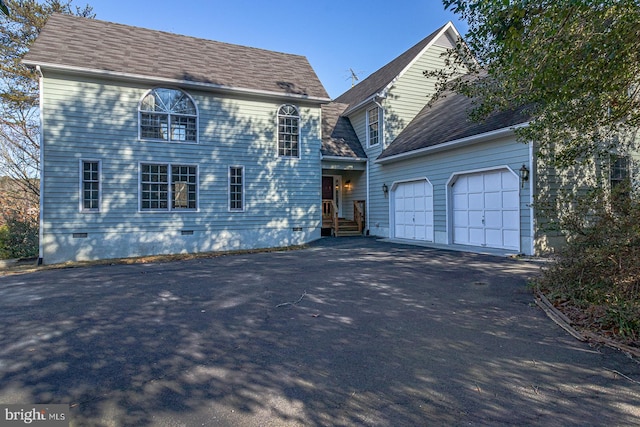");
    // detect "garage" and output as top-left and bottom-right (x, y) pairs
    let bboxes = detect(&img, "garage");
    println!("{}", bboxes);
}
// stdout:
(451, 169), (520, 250)
(393, 180), (434, 241)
